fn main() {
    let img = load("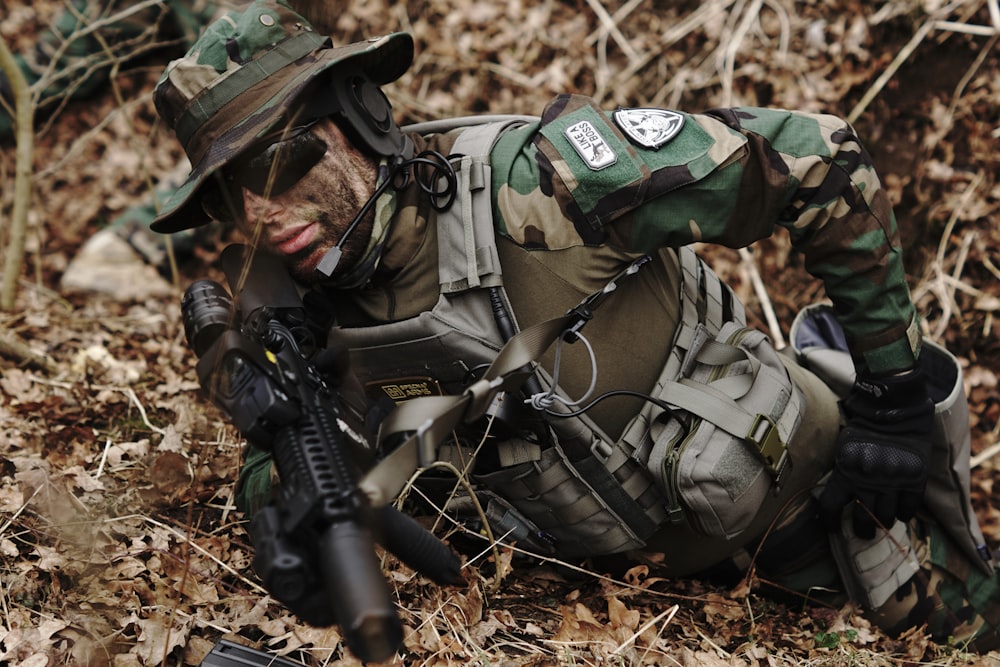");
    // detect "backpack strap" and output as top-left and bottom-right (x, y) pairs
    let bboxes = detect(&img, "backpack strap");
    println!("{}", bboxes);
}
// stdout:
(358, 255), (653, 508)
(434, 118), (533, 293)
